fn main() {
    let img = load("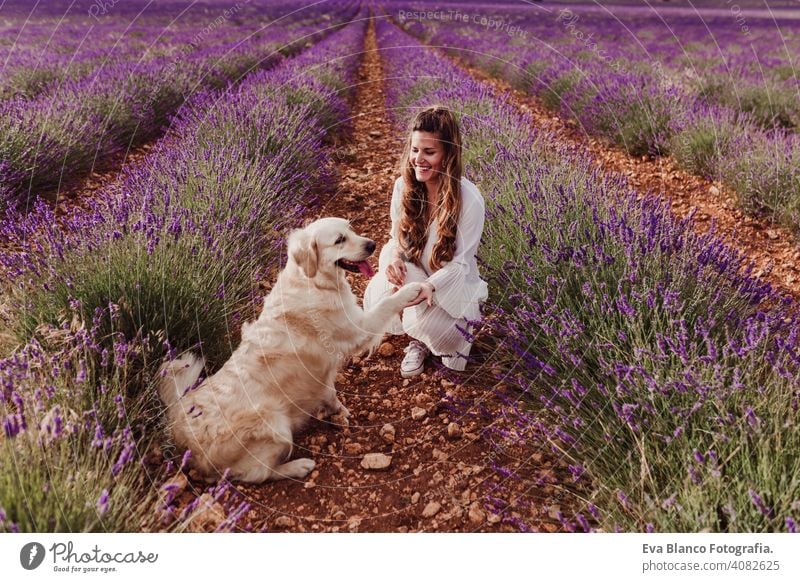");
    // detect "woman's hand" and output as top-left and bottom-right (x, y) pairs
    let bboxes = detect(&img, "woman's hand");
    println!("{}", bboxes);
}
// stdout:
(386, 257), (407, 287)
(404, 281), (435, 308)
